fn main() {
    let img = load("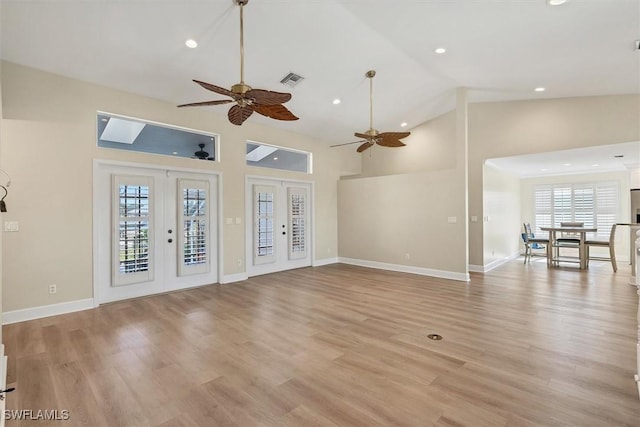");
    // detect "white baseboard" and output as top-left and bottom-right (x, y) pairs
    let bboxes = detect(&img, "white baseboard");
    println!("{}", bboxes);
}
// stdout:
(469, 251), (520, 273)
(312, 257), (339, 267)
(221, 272), (249, 284)
(0, 344), (5, 427)
(2, 298), (95, 325)
(338, 257), (470, 282)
